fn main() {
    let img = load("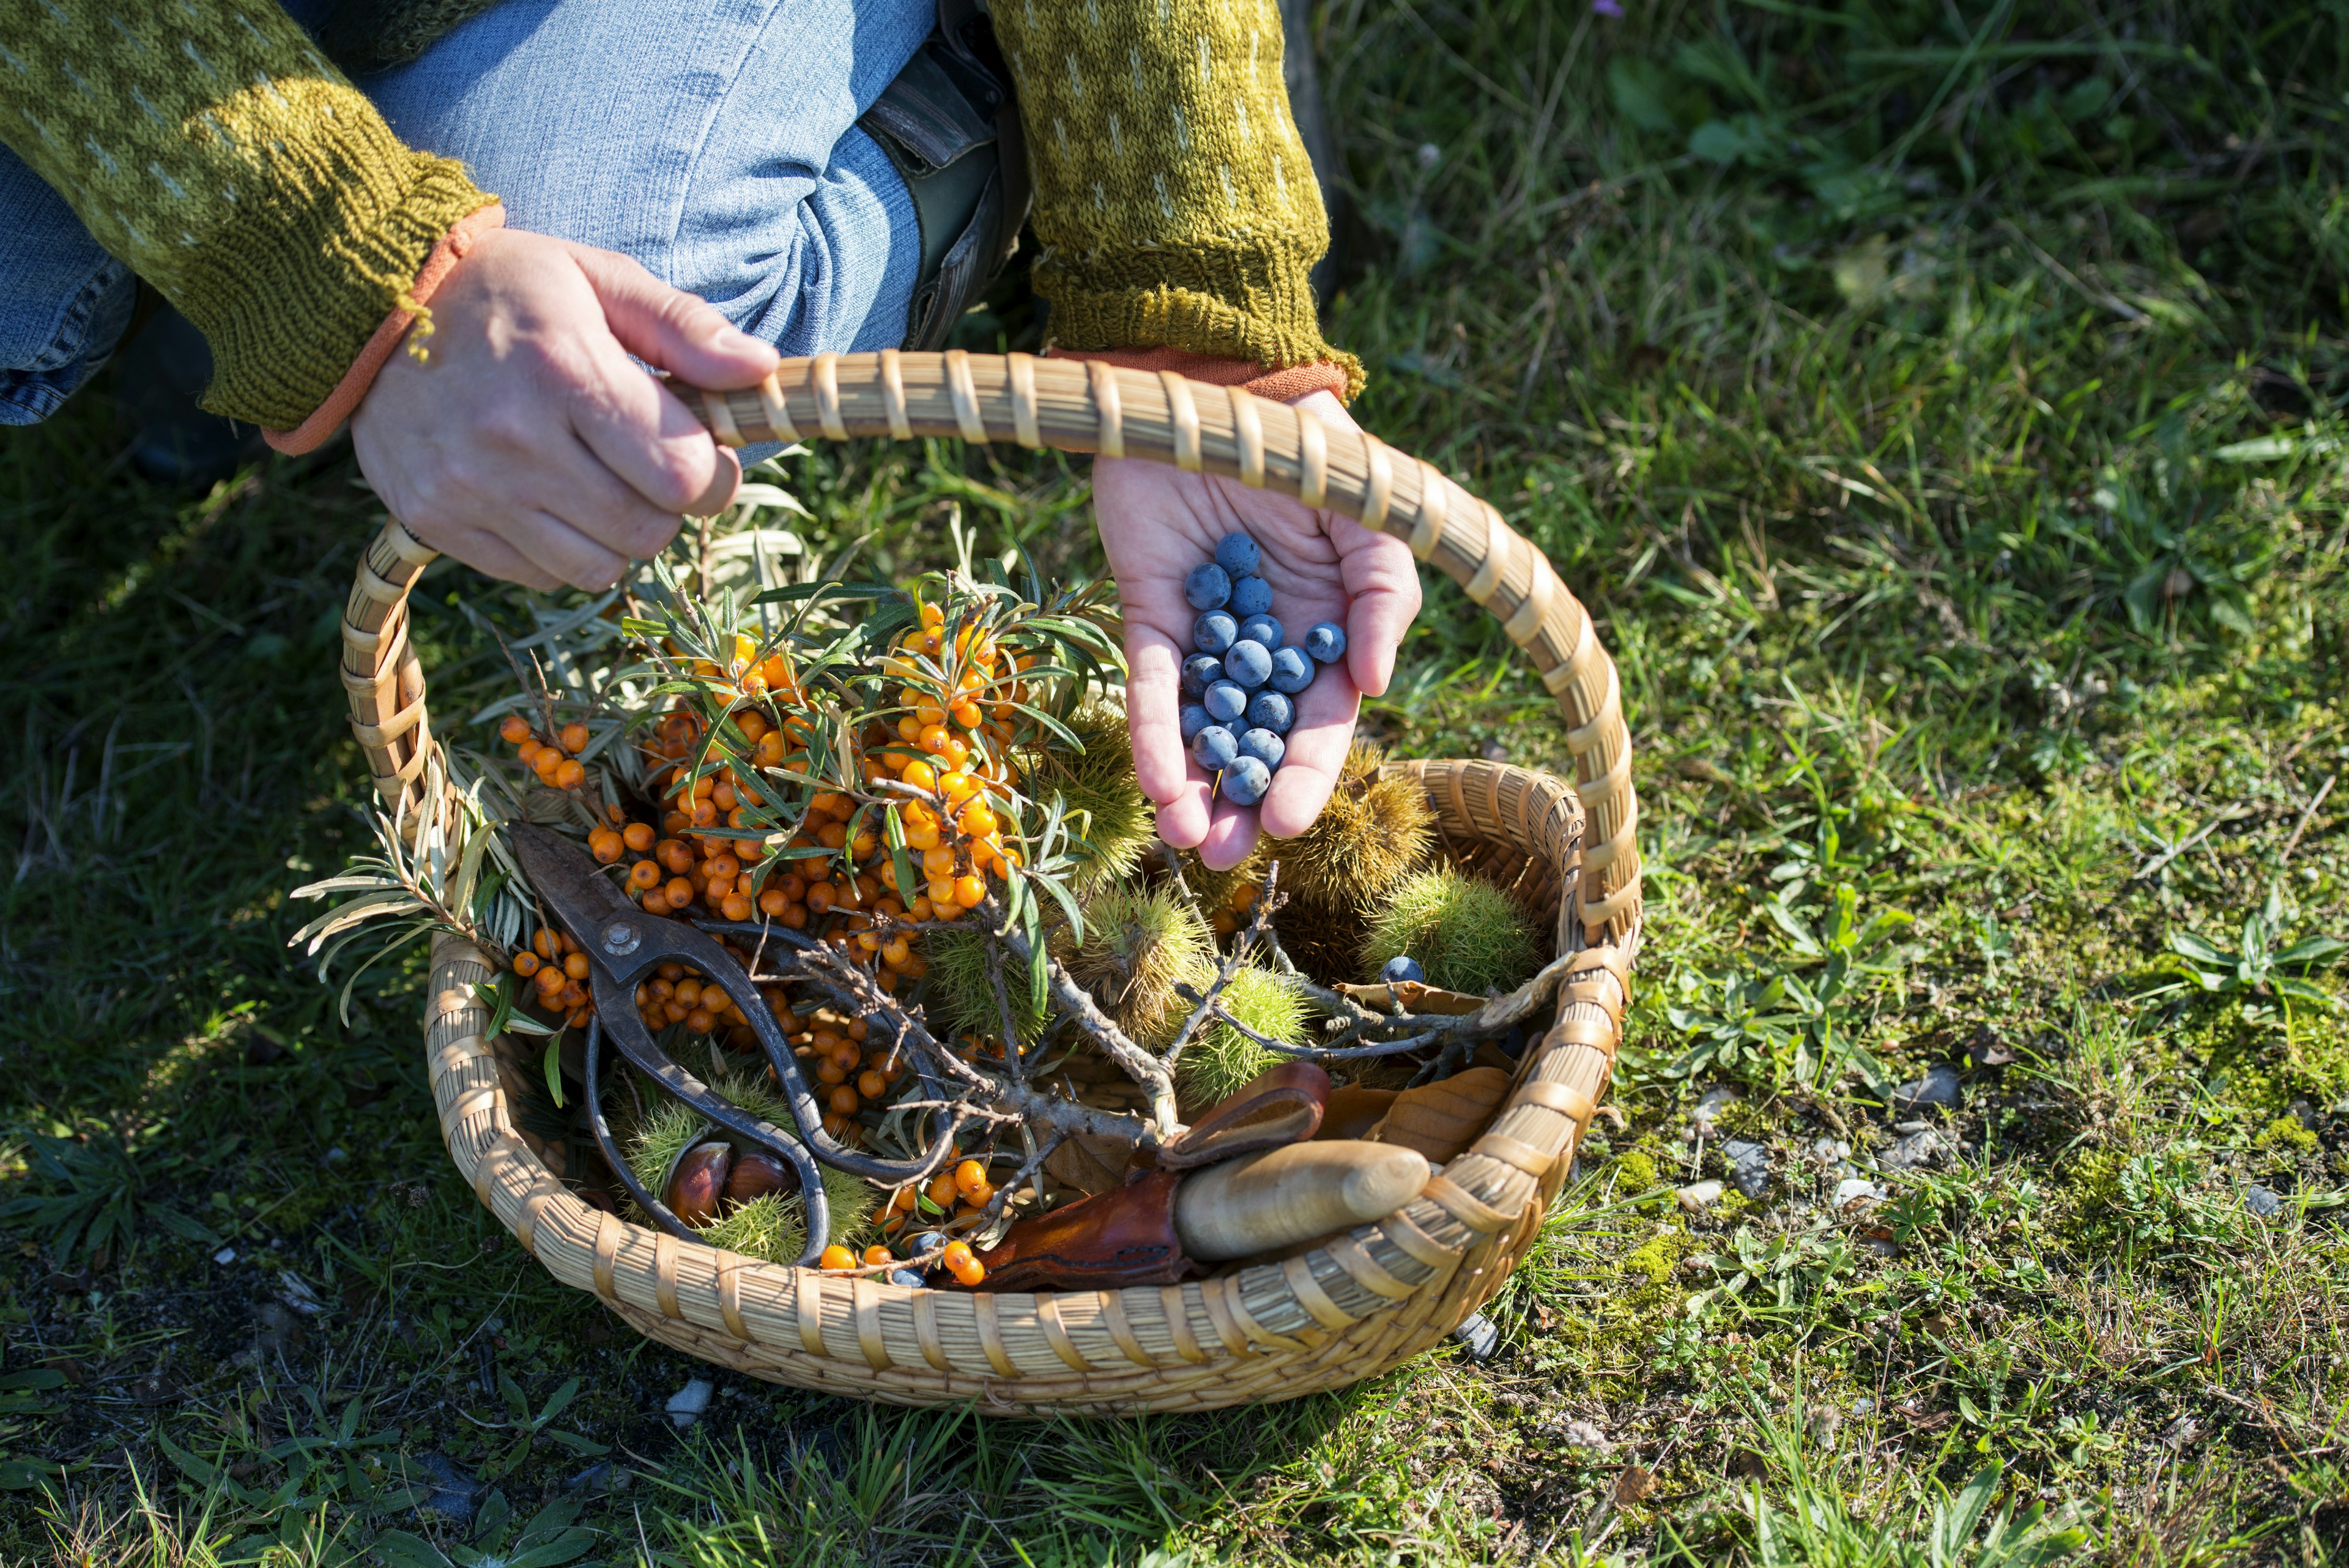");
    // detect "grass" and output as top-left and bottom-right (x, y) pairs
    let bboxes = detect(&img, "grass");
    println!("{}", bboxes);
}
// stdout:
(6, 0), (2349, 1560)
